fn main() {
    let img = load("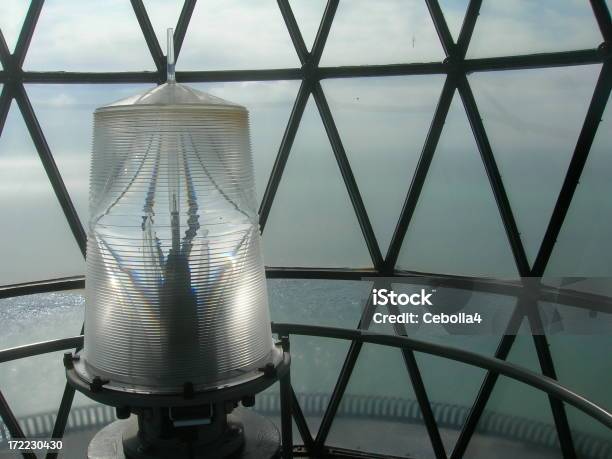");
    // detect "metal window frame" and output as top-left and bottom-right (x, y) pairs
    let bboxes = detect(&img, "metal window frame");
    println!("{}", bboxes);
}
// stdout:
(0, 1), (611, 458)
